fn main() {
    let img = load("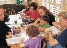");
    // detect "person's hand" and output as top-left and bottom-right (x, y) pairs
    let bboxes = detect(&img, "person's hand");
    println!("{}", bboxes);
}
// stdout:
(20, 13), (26, 17)
(39, 28), (46, 32)
(22, 9), (26, 13)
(26, 16), (30, 18)
(34, 18), (40, 26)
(20, 38), (25, 47)
(45, 28), (52, 34)
(36, 18), (40, 21)
(31, 18), (35, 20)
(20, 38), (24, 43)
(6, 32), (12, 39)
